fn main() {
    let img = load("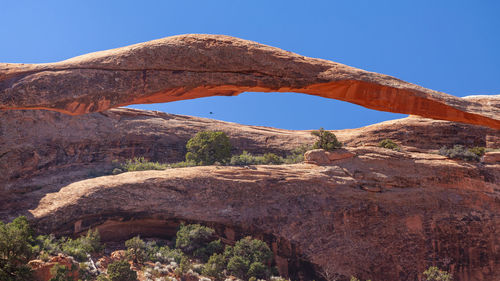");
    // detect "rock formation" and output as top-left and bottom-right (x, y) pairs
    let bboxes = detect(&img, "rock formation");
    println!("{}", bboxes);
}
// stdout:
(0, 104), (498, 281)
(1, 34), (499, 129)
(29, 150), (500, 281)
(1, 107), (498, 219)
(1, 34), (499, 281)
